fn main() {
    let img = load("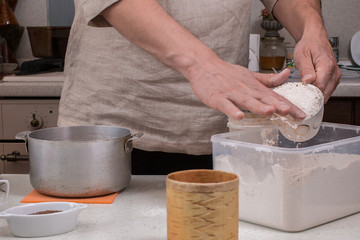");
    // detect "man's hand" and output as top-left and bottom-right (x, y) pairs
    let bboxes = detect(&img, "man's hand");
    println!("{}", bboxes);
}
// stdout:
(294, 32), (341, 103)
(186, 55), (305, 120)
(273, 0), (341, 103)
